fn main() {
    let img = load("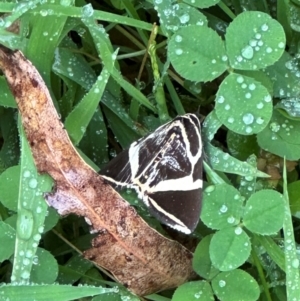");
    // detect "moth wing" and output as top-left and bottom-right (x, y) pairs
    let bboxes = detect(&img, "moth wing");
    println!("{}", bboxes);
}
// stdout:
(134, 115), (202, 193)
(133, 115), (203, 233)
(100, 114), (203, 234)
(100, 148), (132, 187)
(146, 189), (201, 234)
